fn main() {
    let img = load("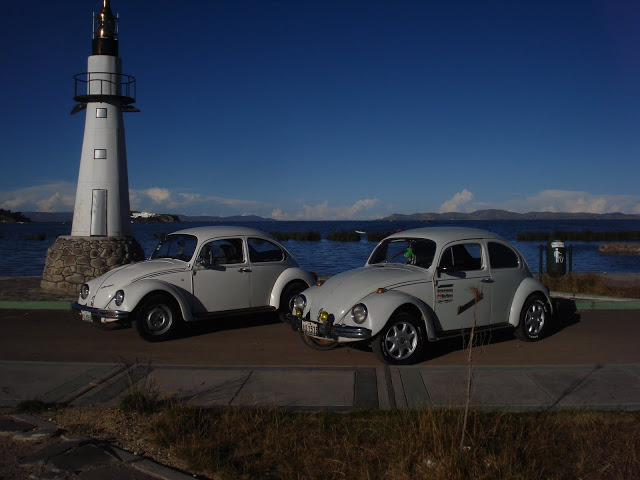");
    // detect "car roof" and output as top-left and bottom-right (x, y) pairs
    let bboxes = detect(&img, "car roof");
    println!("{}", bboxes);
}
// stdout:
(386, 226), (508, 244)
(168, 225), (275, 240)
